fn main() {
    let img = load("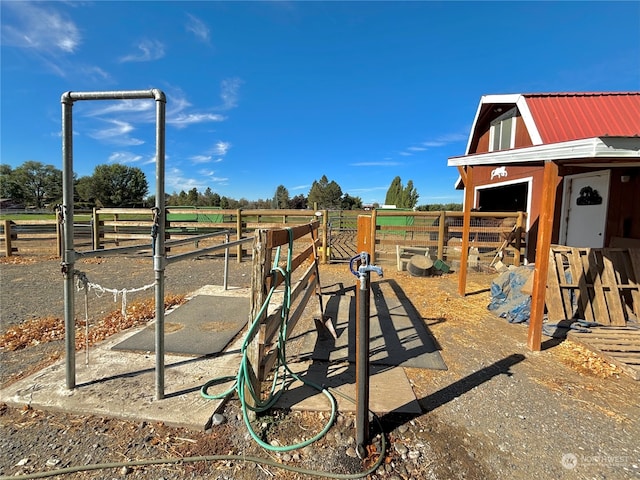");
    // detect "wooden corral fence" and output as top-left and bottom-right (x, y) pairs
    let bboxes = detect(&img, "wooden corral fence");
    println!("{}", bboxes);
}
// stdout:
(372, 210), (527, 269)
(1, 219), (63, 257)
(1, 207), (525, 271)
(244, 221), (325, 411)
